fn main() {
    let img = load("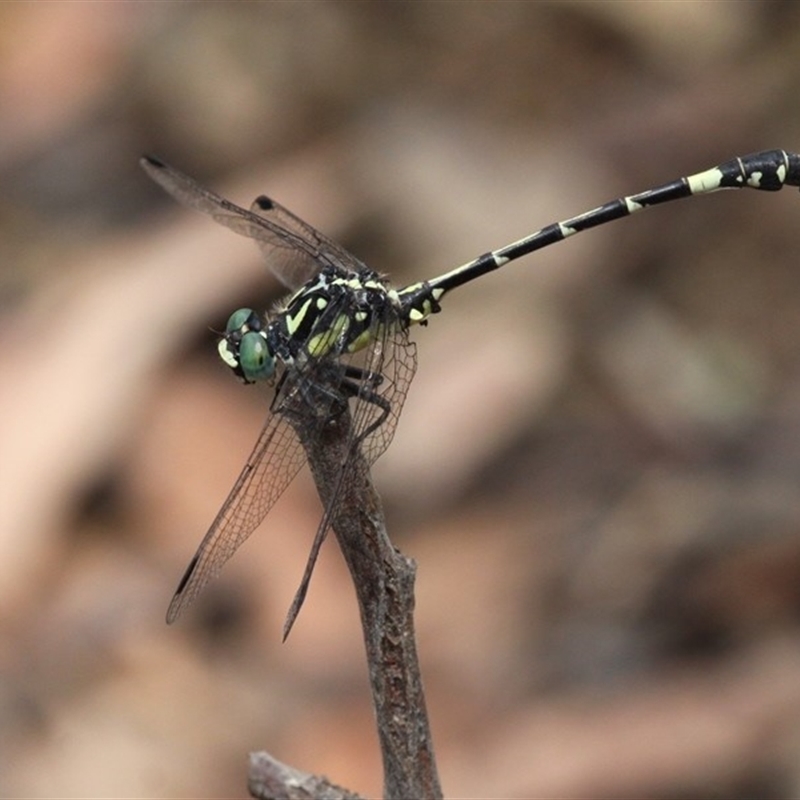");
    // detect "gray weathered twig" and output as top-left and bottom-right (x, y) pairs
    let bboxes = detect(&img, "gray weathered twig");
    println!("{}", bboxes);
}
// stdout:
(248, 752), (364, 800)
(249, 404), (442, 800)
